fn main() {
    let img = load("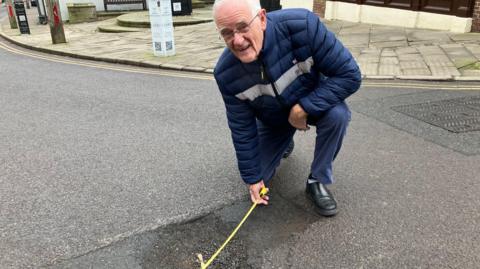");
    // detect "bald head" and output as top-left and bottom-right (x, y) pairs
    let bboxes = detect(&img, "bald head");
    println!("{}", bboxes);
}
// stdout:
(212, 0), (267, 63)
(213, 0), (261, 21)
